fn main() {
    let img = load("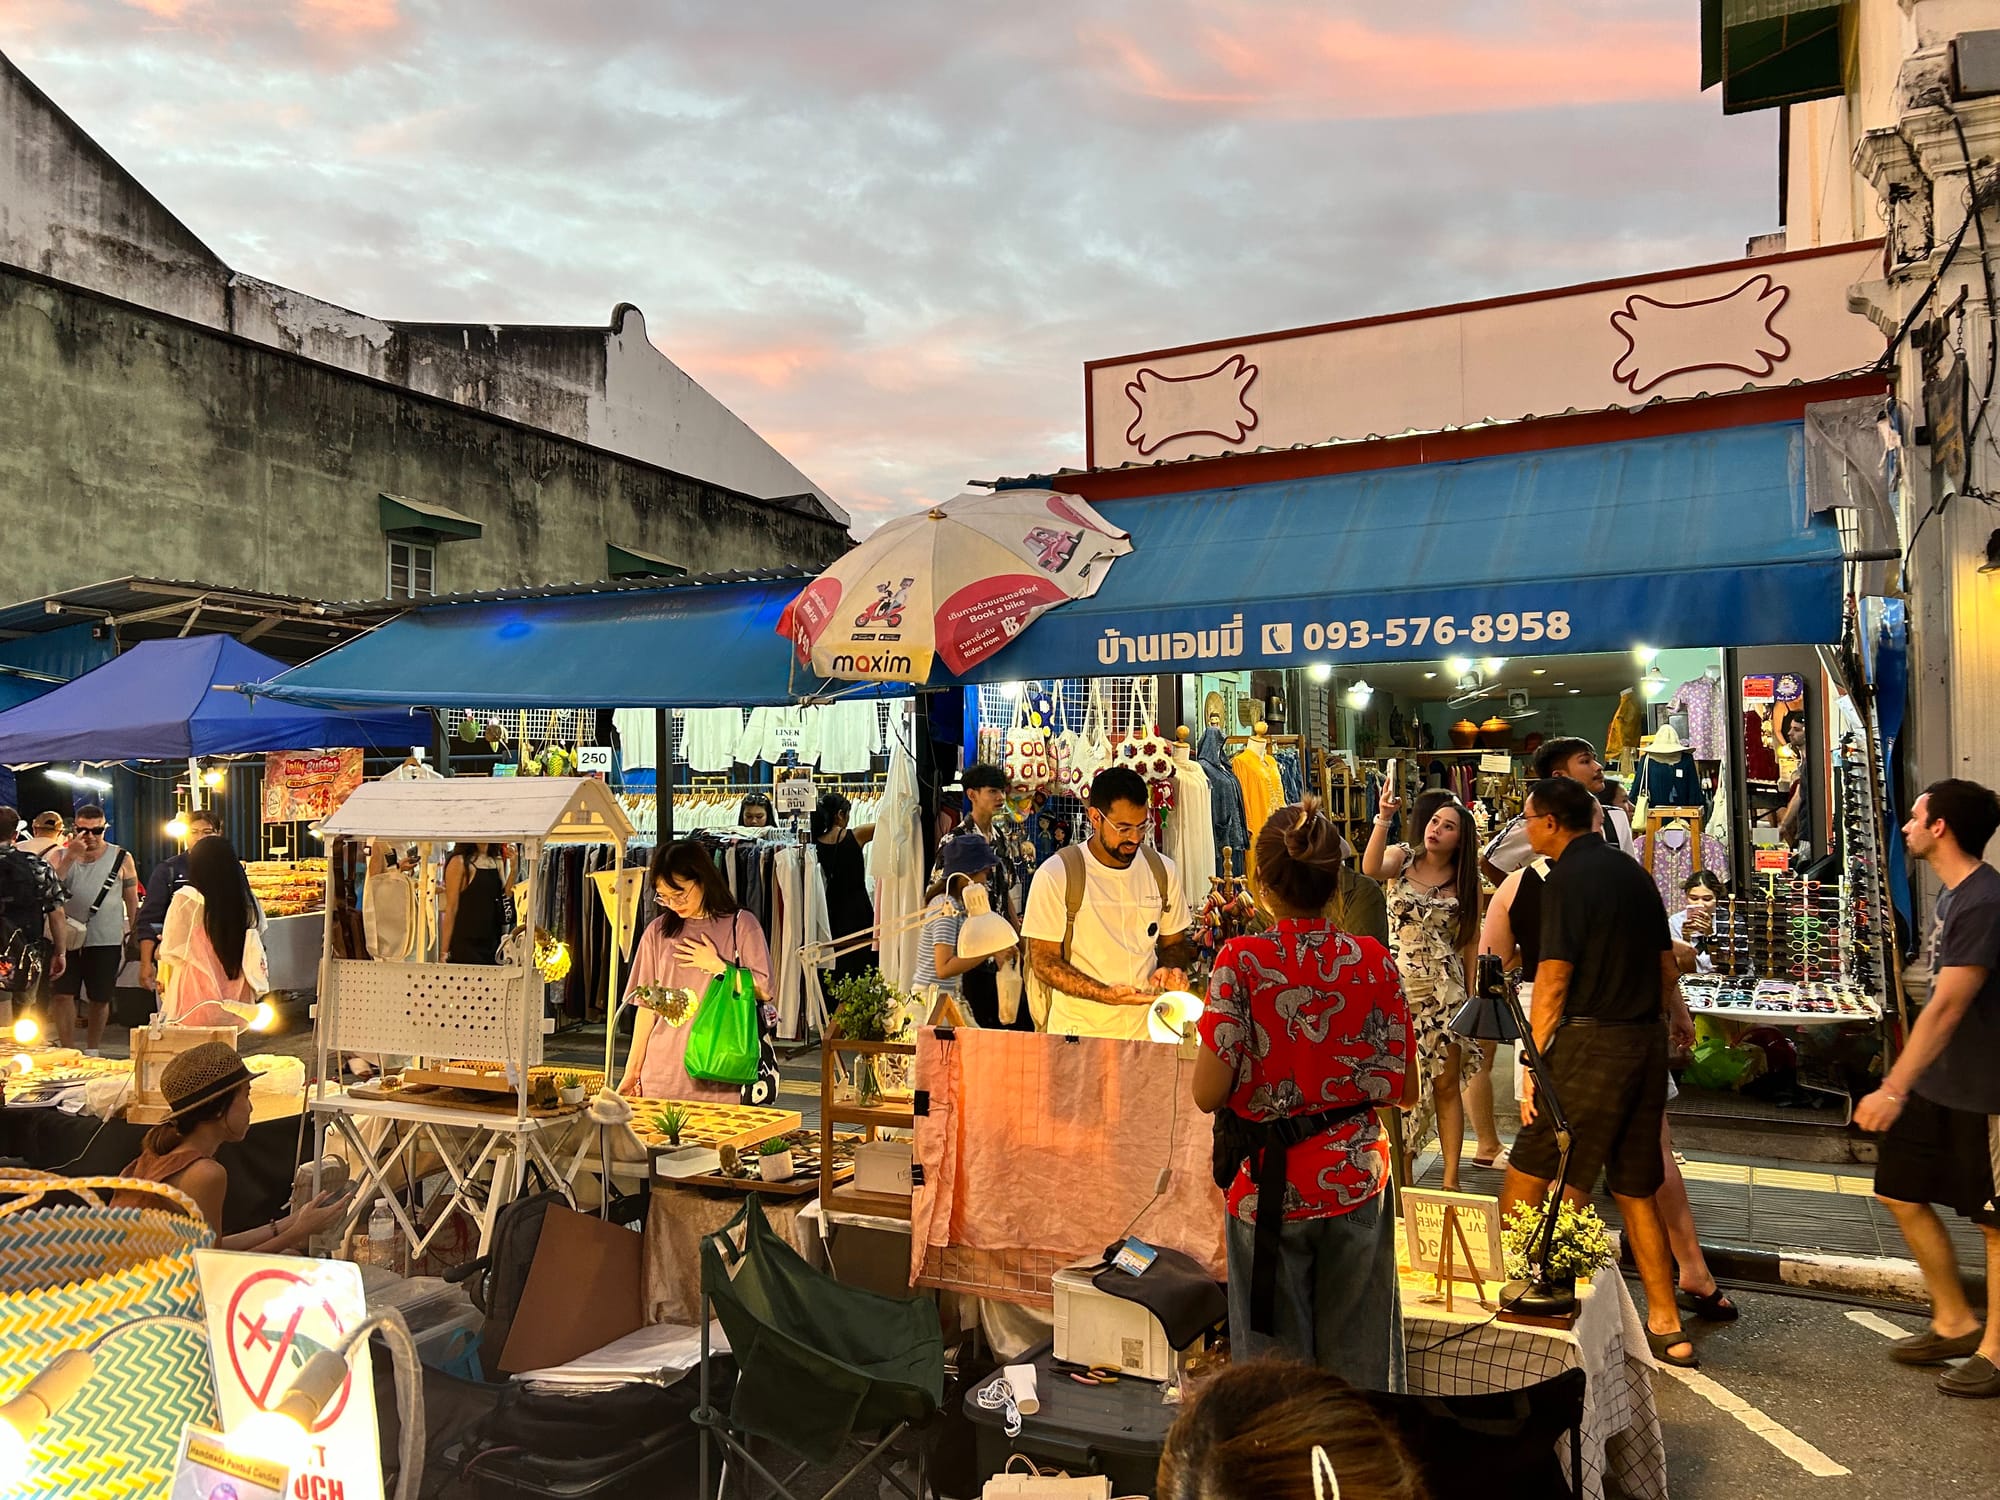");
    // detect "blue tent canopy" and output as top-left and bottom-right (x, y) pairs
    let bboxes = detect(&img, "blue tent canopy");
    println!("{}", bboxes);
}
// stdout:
(958, 421), (1844, 682)
(0, 637), (421, 764)
(249, 423), (1843, 710)
(248, 578), (857, 711)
